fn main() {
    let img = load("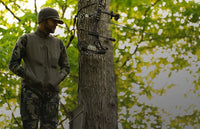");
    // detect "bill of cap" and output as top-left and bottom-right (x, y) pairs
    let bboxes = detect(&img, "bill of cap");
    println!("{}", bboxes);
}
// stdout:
(53, 17), (64, 24)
